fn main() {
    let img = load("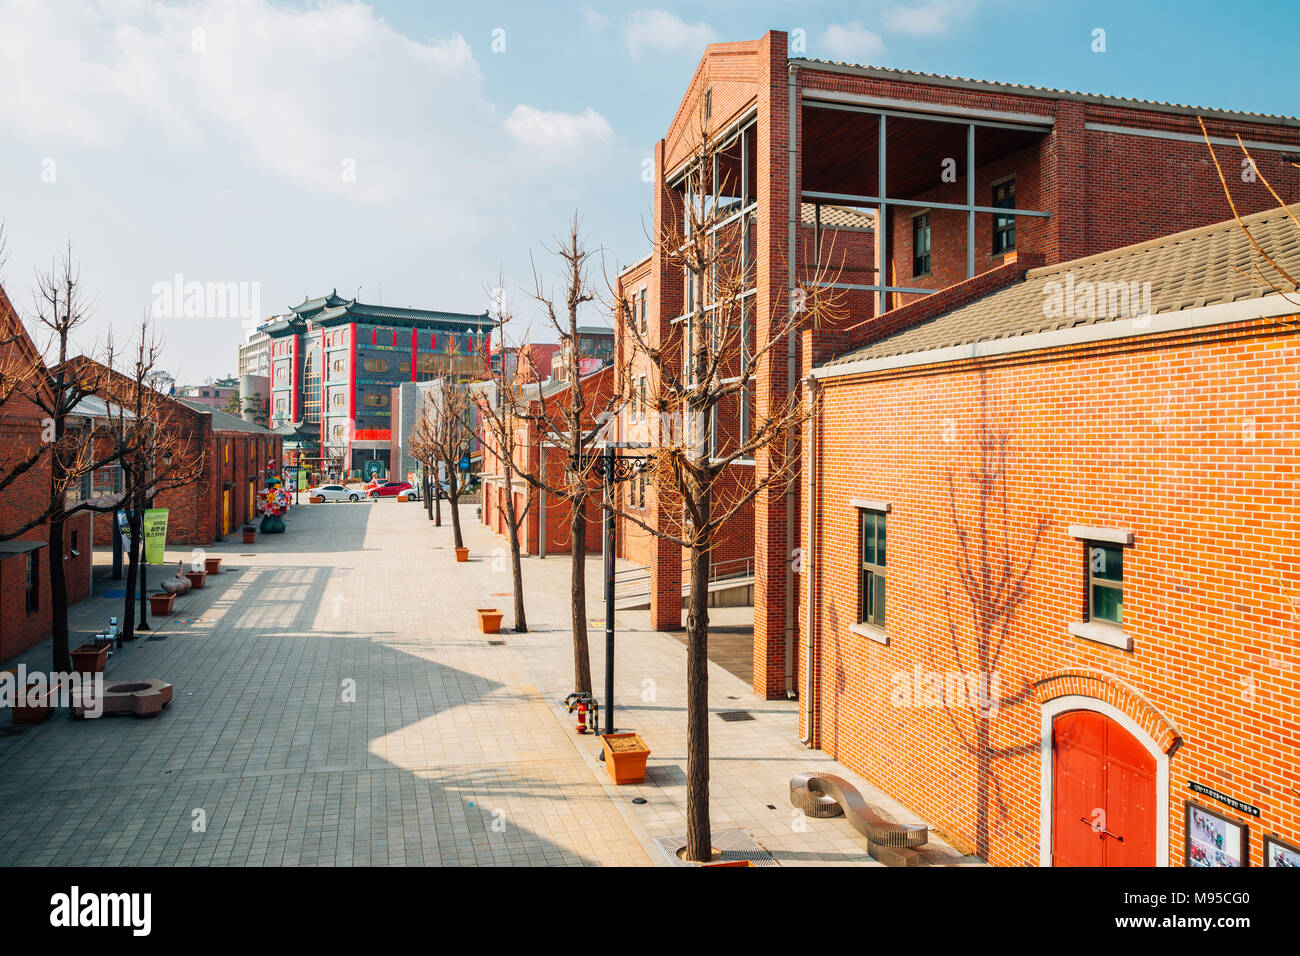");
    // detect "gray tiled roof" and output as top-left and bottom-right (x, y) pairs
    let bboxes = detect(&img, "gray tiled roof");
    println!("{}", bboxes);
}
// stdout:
(823, 203), (1300, 366)
(178, 399), (279, 434)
